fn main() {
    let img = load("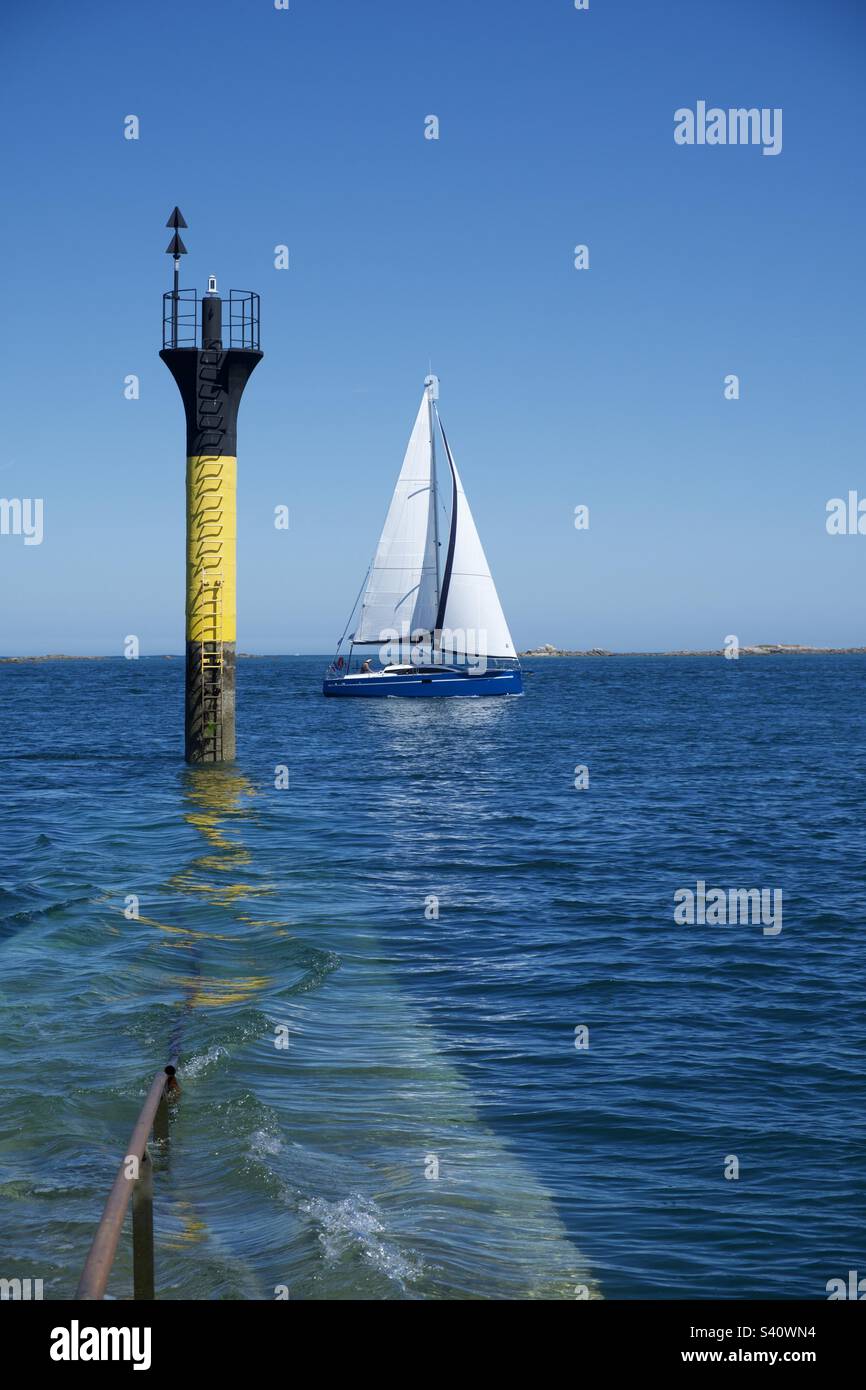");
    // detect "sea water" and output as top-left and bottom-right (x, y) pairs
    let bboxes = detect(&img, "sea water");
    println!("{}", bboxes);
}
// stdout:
(1, 655), (863, 1299)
